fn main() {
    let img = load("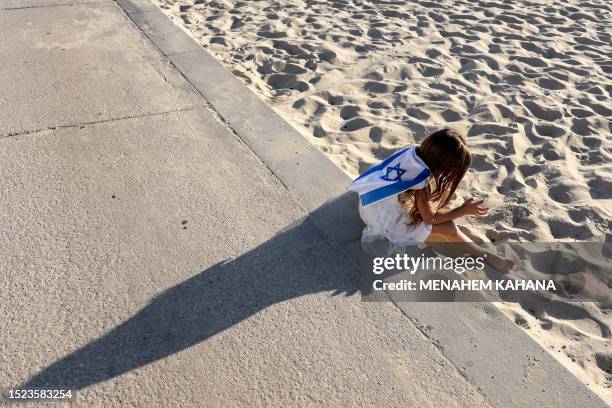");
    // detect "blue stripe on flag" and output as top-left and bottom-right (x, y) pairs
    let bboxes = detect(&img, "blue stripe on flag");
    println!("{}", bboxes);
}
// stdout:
(352, 147), (409, 182)
(359, 168), (430, 206)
